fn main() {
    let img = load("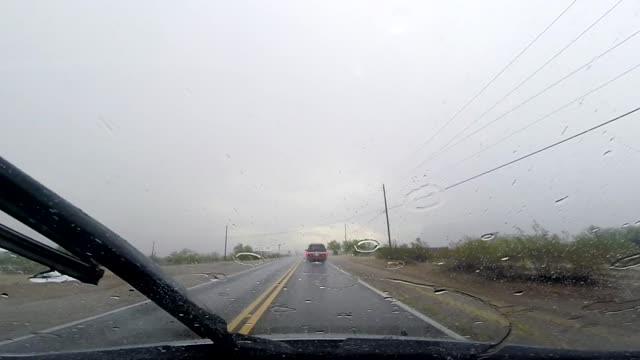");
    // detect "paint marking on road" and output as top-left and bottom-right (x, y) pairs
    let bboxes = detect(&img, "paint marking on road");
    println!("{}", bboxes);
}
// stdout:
(227, 261), (299, 333)
(0, 262), (271, 347)
(328, 262), (468, 342)
(238, 261), (301, 335)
